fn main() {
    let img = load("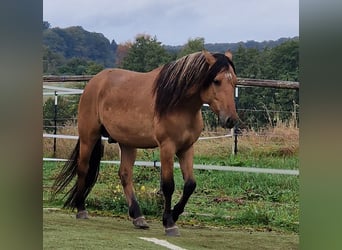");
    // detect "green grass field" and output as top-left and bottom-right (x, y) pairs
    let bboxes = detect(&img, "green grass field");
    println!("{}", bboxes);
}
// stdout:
(44, 161), (298, 232)
(43, 125), (299, 248)
(44, 209), (298, 249)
